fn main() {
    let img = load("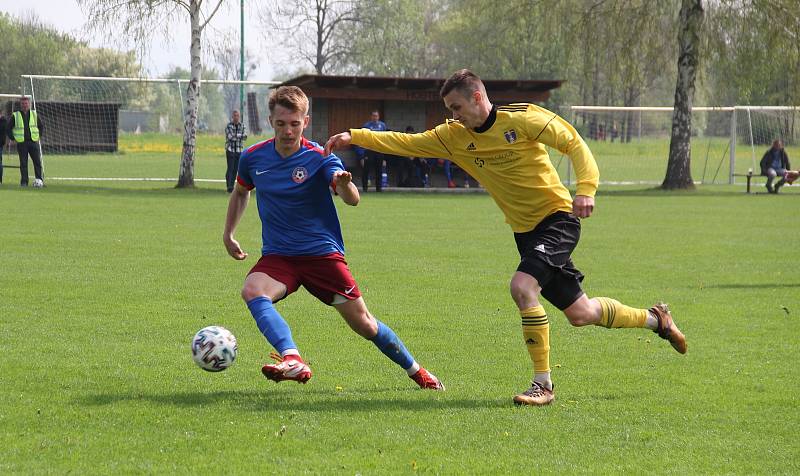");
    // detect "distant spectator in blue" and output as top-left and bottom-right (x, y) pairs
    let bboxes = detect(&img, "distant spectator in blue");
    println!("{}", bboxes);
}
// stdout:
(358, 110), (387, 192)
(442, 159), (474, 188)
(225, 110), (247, 193)
(396, 126), (429, 187)
(760, 139), (790, 194)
